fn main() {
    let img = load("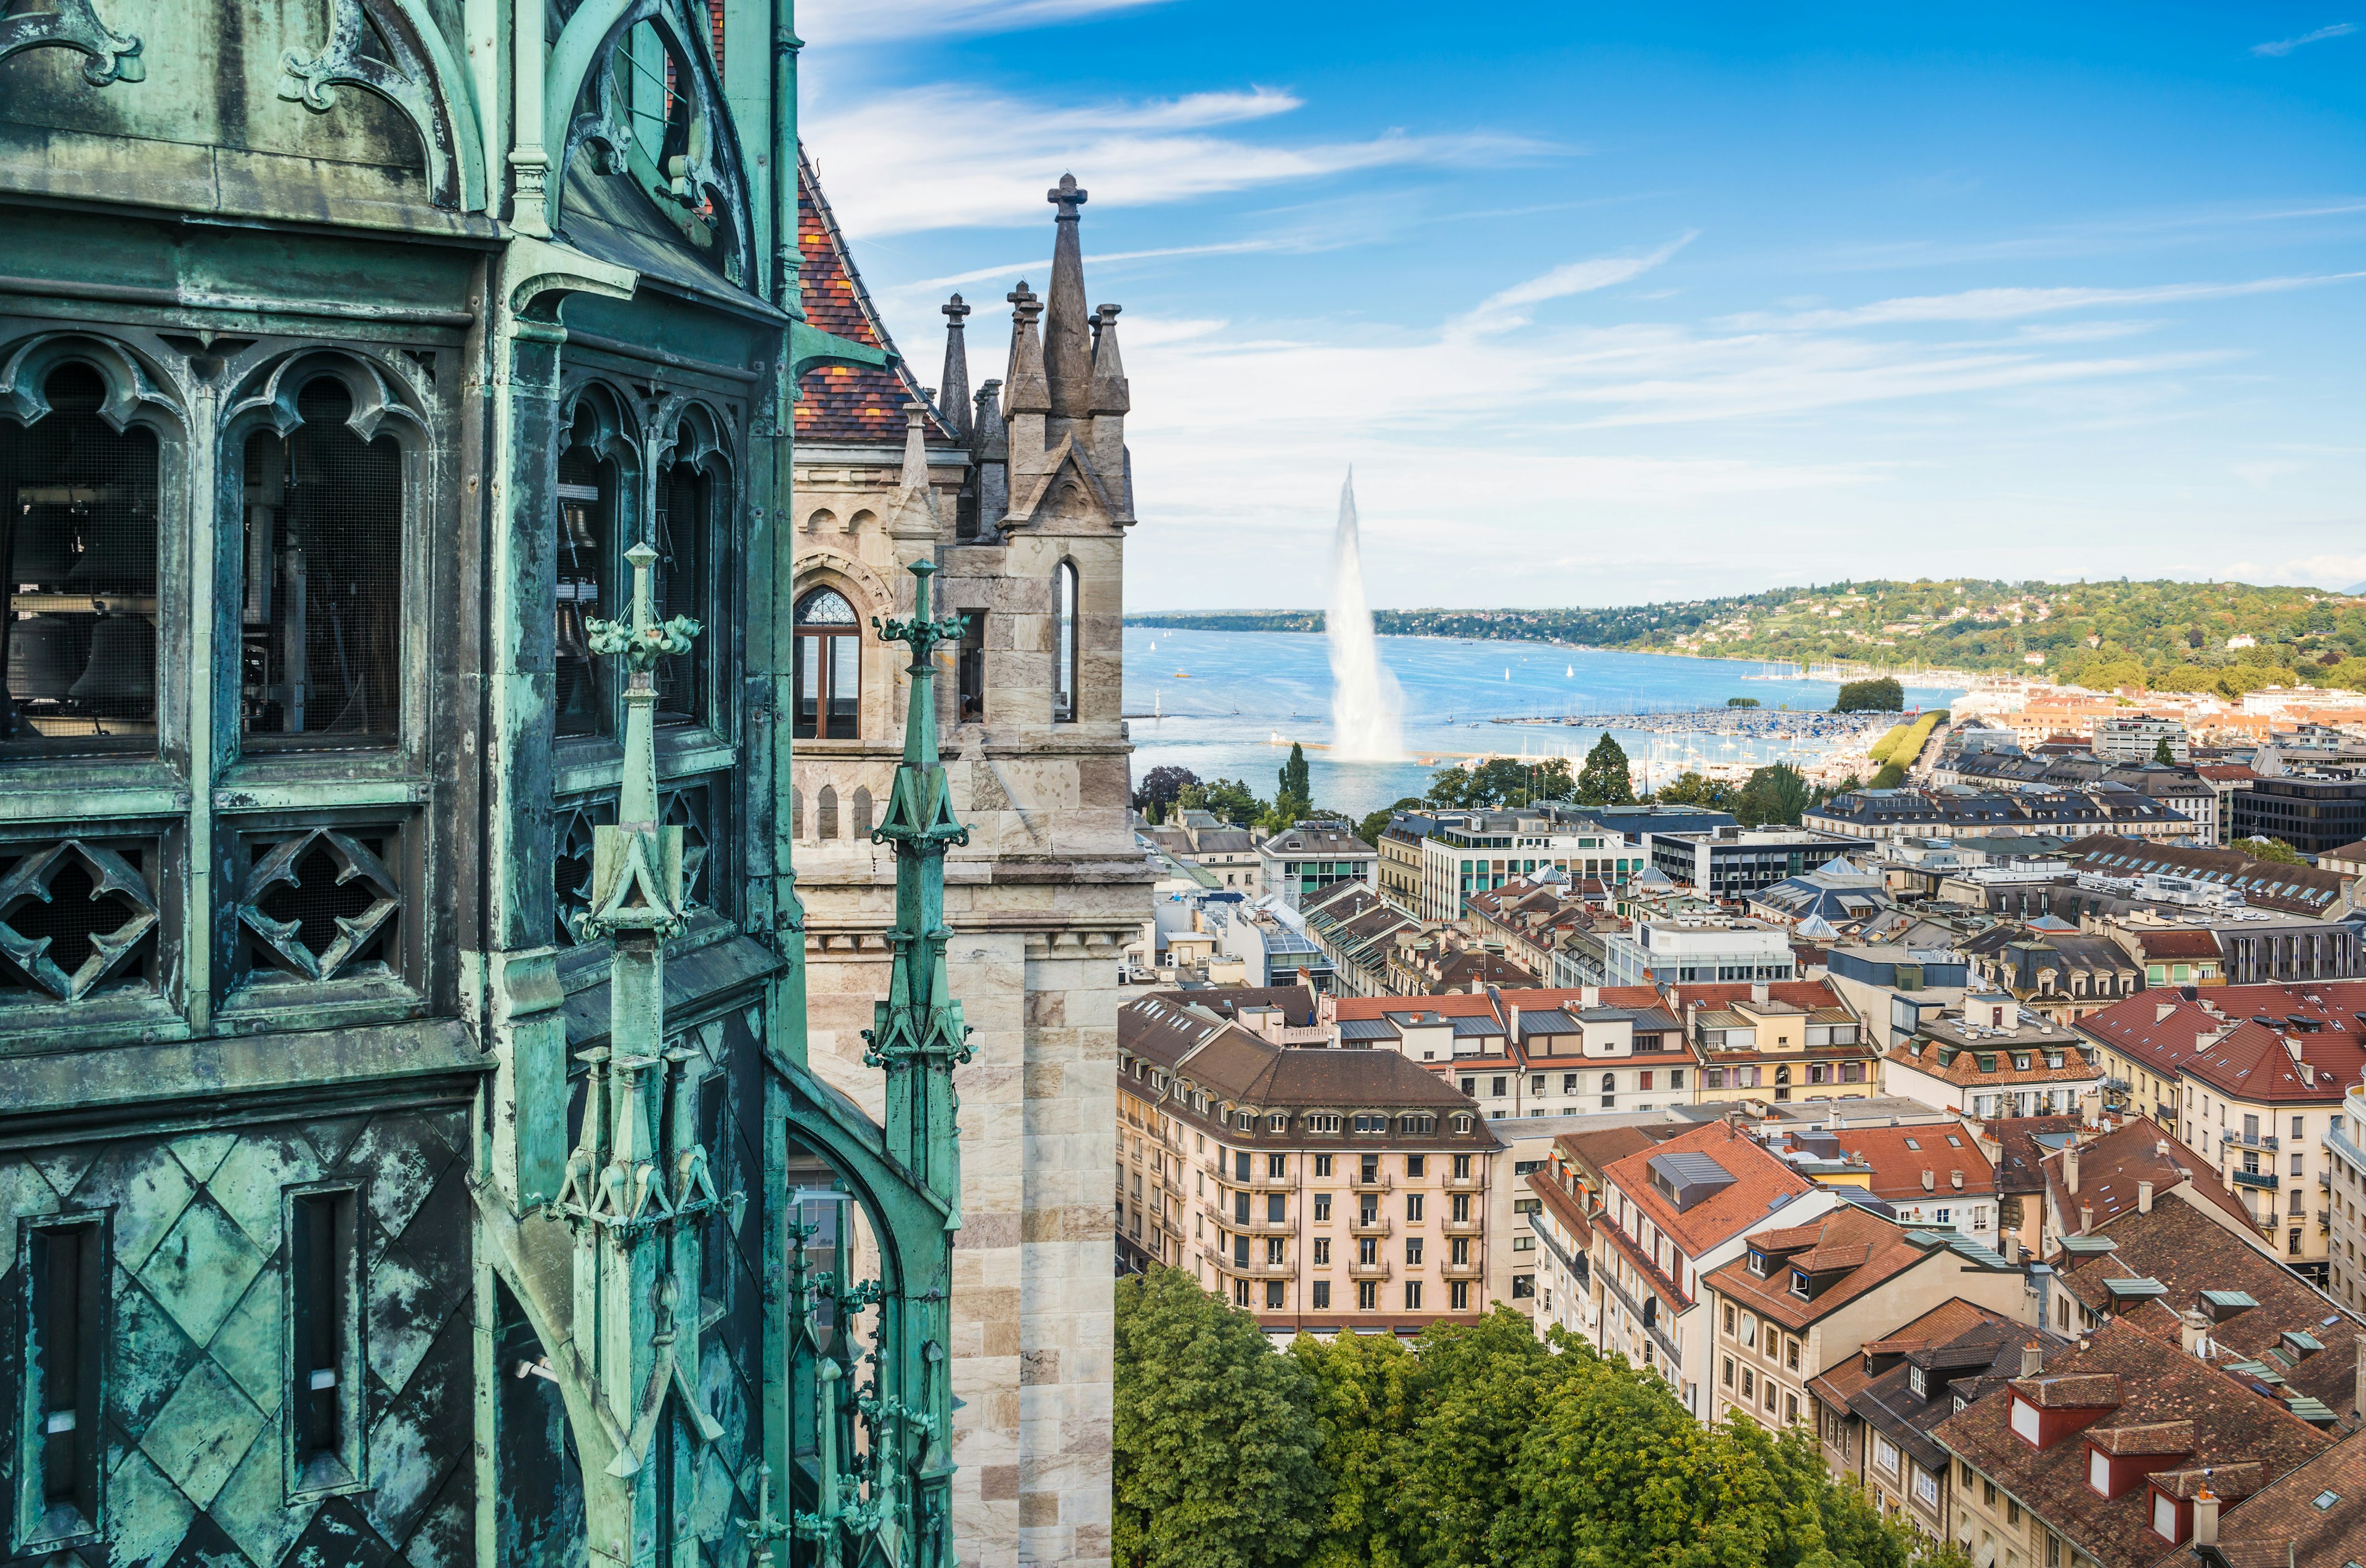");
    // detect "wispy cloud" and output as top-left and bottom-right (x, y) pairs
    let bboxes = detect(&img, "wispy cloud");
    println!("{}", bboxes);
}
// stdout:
(2251, 22), (2356, 56)
(799, 0), (1172, 45)
(1722, 272), (2366, 330)
(802, 85), (1553, 237)
(1452, 233), (1700, 336)
(889, 242), (1285, 301)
